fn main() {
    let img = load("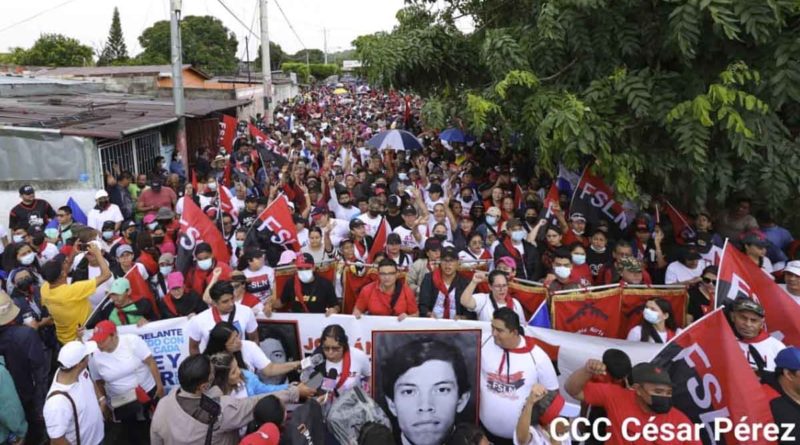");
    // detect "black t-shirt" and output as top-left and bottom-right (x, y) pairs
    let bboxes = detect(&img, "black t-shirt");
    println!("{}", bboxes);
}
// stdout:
(280, 276), (338, 313)
(386, 212), (403, 230)
(9, 199), (55, 230)
(158, 291), (208, 318)
(239, 209), (259, 229)
(586, 248), (612, 278)
(687, 286), (713, 321)
(764, 374), (800, 444)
